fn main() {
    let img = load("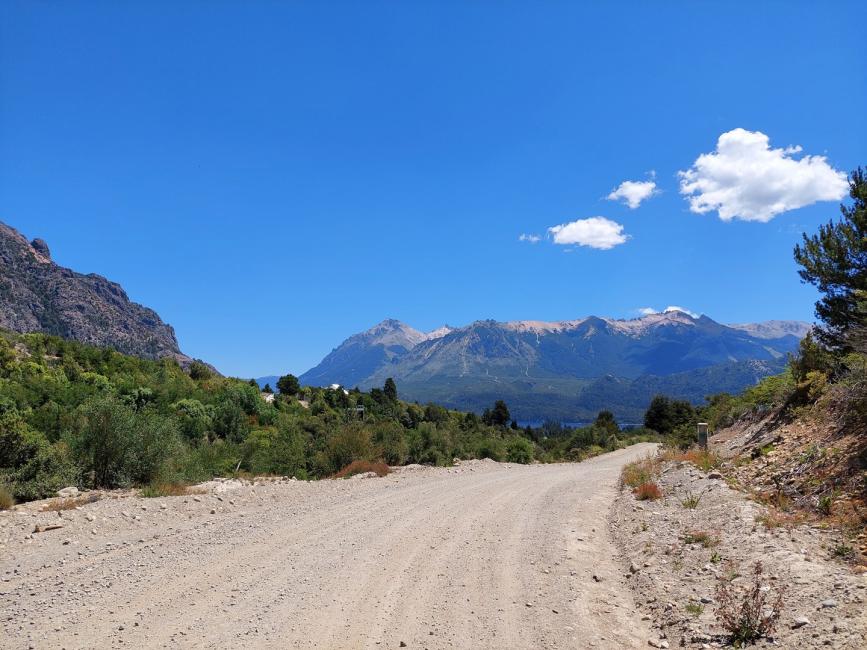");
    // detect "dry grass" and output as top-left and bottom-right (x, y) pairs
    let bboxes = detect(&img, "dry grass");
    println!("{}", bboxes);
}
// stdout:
(332, 460), (391, 479)
(0, 486), (14, 511)
(664, 447), (723, 472)
(683, 530), (720, 548)
(755, 508), (808, 530)
(621, 455), (662, 489)
(634, 481), (662, 500)
(41, 493), (100, 511)
(140, 482), (206, 498)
